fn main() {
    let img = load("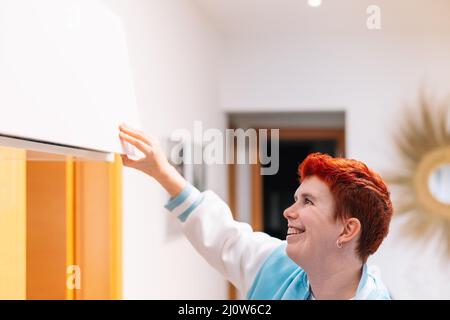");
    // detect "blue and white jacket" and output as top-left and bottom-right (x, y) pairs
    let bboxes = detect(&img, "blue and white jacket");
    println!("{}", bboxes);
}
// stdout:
(164, 183), (392, 300)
